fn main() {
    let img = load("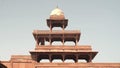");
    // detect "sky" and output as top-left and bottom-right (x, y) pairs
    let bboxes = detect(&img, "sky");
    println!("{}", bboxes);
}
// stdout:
(0, 0), (120, 62)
